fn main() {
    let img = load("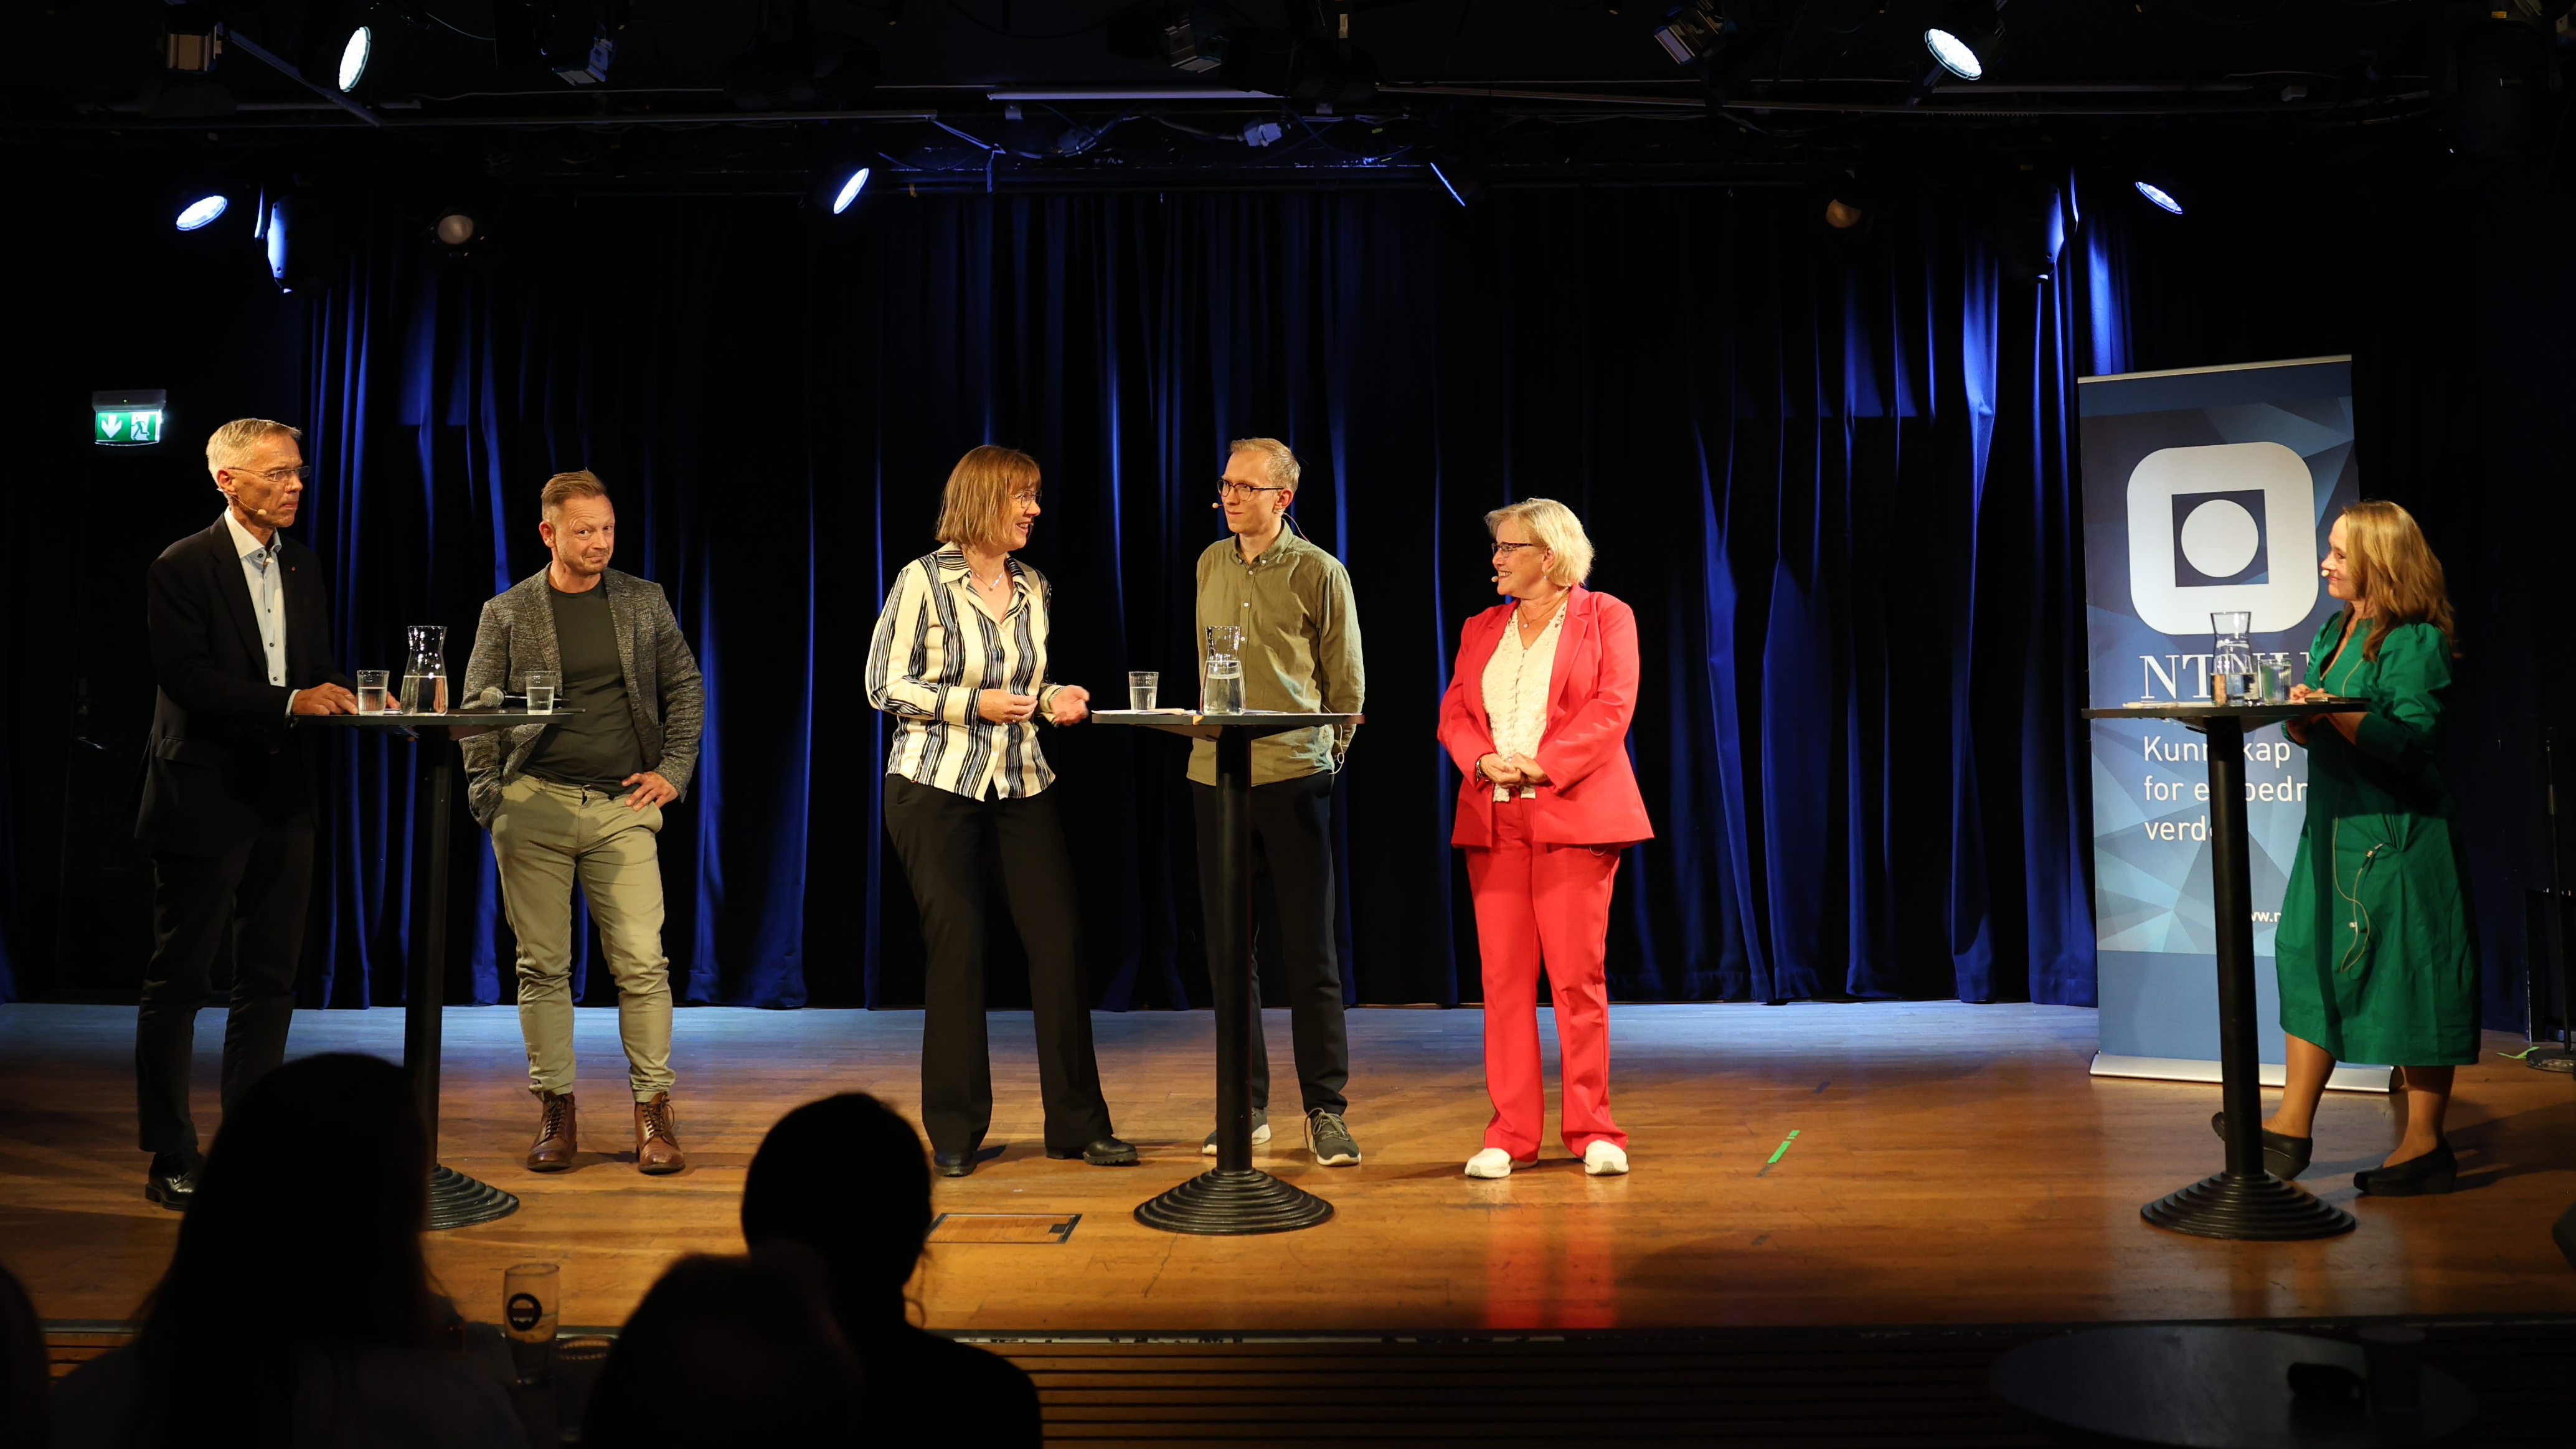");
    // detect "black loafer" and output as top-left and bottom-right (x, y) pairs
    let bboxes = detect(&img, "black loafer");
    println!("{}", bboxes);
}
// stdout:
(933, 1150), (974, 1178)
(144, 1152), (200, 1211)
(2356, 1139), (2456, 1196)
(2210, 1111), (2313, 1180)
(1047, 1136), (1139, 1166)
